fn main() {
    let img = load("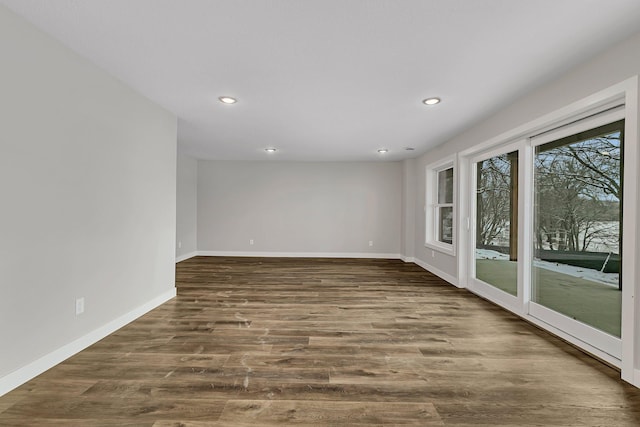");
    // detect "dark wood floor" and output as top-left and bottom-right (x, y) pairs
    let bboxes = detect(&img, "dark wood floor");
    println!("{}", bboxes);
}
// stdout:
(2, 257), (640, 426)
